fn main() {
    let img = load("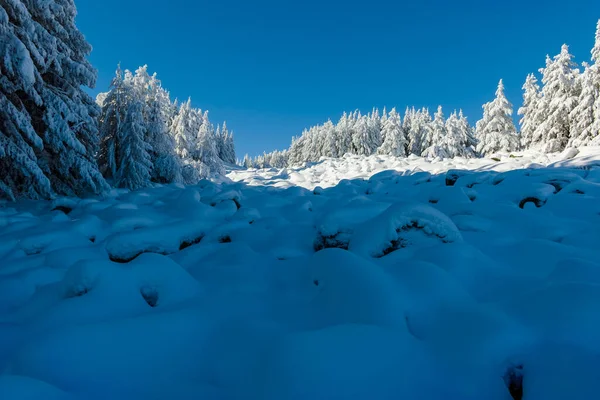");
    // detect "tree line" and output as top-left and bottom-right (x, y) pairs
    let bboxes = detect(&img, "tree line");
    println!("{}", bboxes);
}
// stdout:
(244, 20), (600, 169)
(0, 0), (236, 200)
